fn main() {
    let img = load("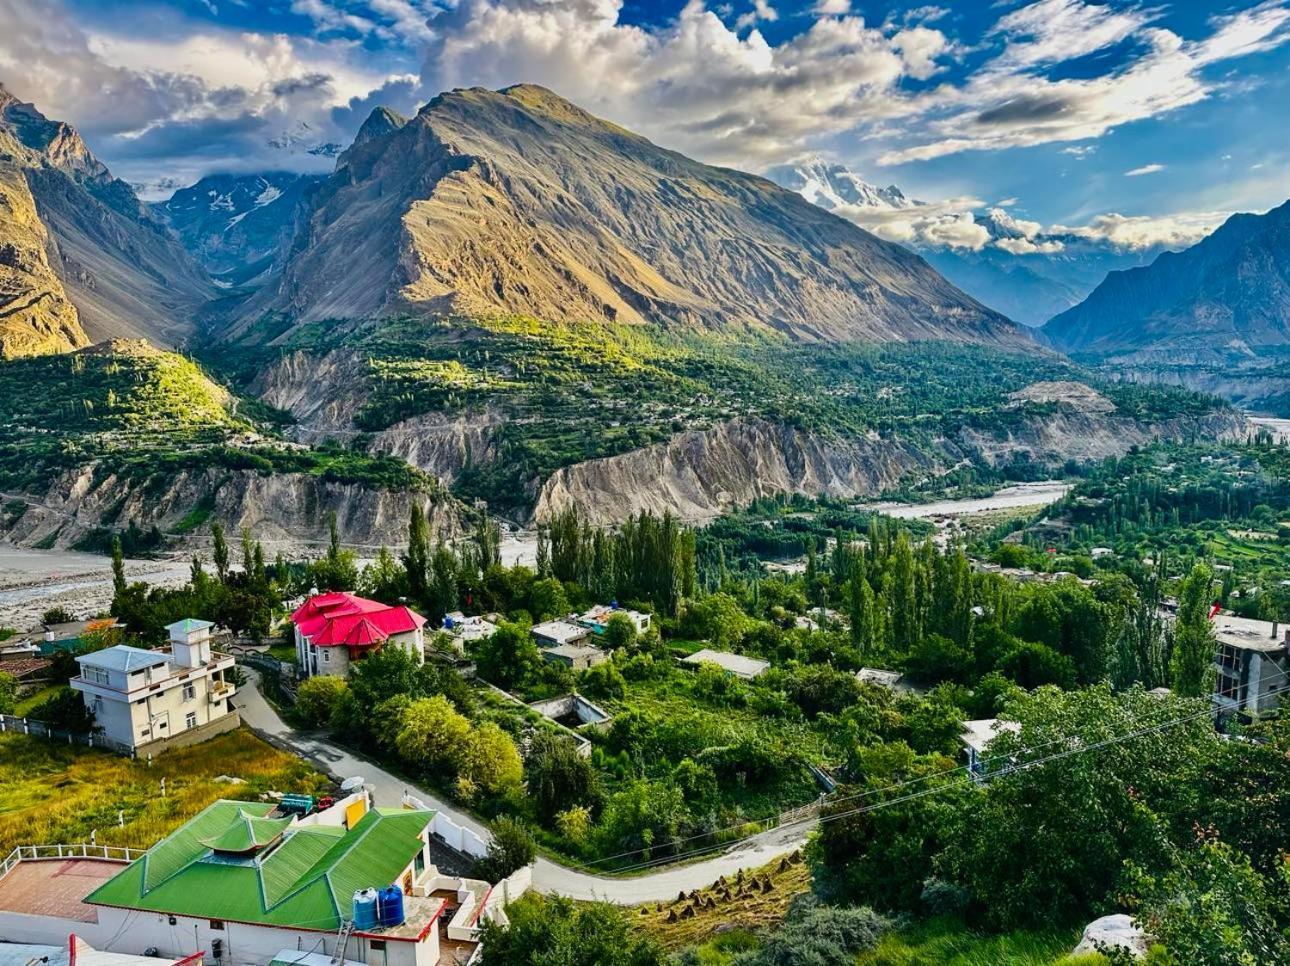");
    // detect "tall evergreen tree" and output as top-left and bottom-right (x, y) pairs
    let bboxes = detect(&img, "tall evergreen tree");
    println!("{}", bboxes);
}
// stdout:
(211, 522), (230, 584)
(1172, 562), (1217, 697)
(405, 505), (430, 603)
